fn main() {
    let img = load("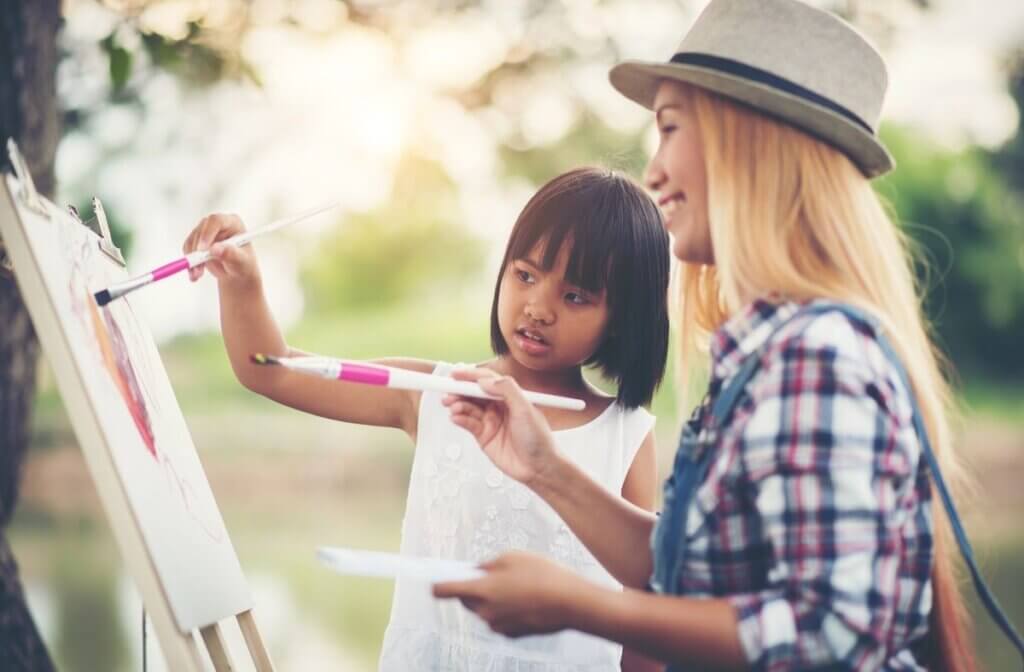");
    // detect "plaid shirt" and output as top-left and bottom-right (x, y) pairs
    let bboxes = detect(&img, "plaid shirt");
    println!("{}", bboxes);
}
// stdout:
(679, 300), (933, 670)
